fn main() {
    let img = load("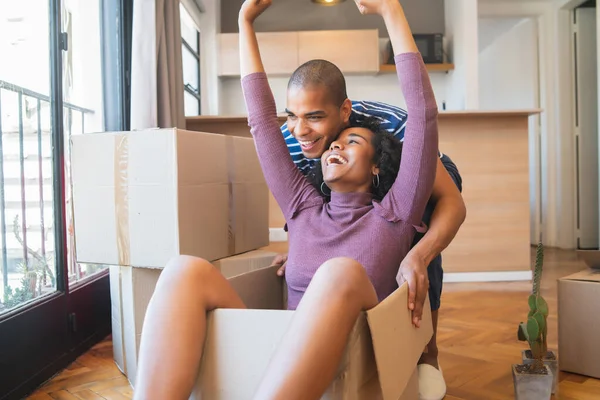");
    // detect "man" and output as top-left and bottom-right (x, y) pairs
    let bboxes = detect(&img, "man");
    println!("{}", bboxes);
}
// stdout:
(272, 59), (466, 400)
